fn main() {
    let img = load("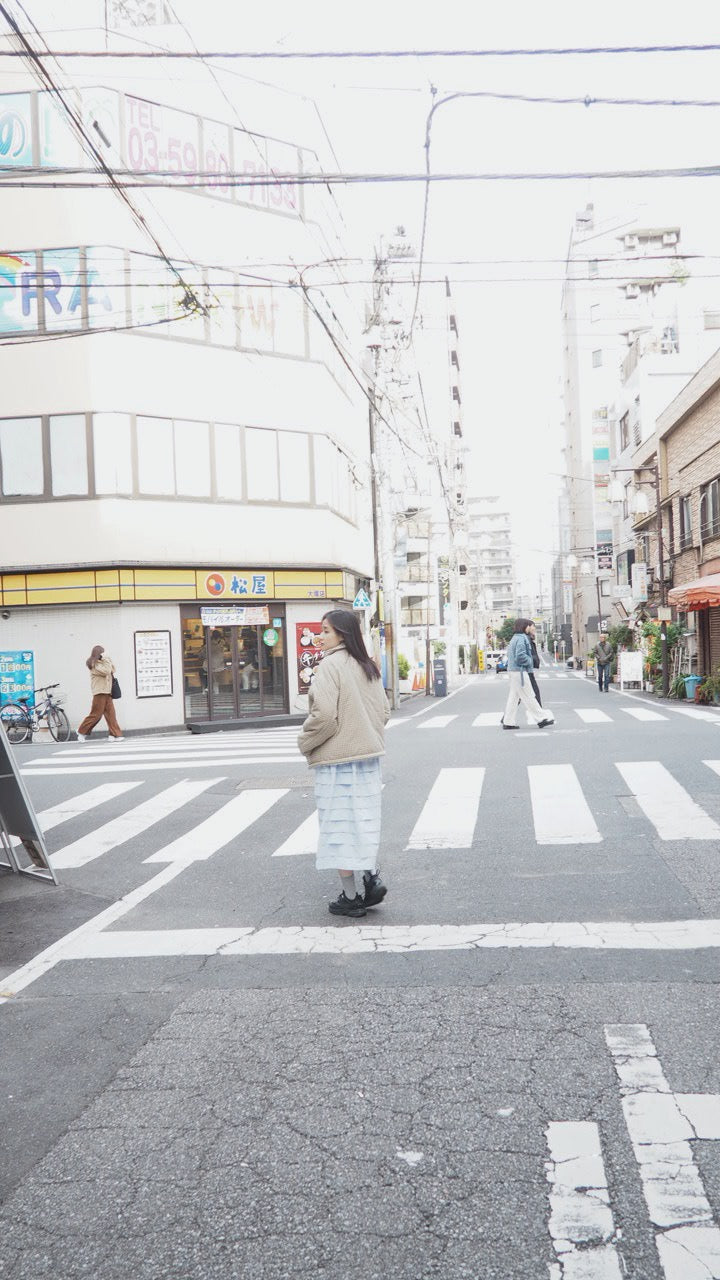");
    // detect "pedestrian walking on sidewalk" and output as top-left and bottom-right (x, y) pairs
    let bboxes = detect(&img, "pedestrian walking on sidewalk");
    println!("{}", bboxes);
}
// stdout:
(528, 620), (543, 707)
(502, 619), (554, 730)
(595, 637), (613, 692)
(76, 645), (124, 741)
(298, 609), (390, 919)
